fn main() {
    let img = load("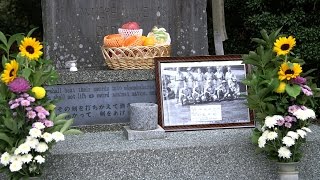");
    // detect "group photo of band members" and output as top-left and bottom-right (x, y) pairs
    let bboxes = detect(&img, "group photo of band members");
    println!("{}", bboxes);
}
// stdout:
(161, 65), (245, 105)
